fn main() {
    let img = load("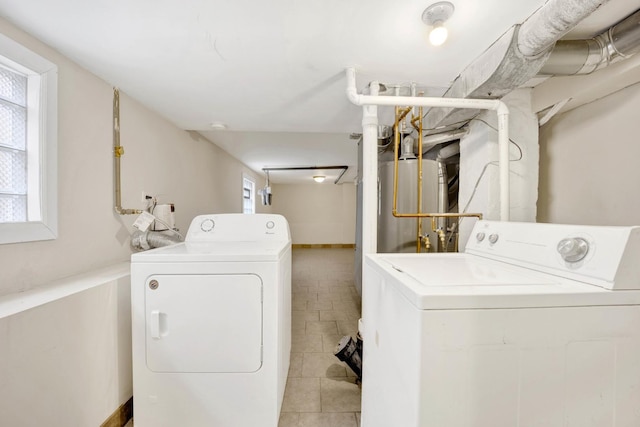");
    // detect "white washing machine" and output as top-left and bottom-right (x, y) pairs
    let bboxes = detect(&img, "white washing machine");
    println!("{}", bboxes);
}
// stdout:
(131, 213), (291, 427)
(362, 220), (640, 427)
